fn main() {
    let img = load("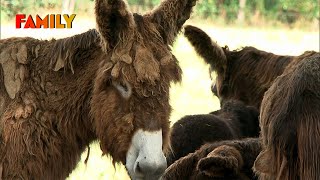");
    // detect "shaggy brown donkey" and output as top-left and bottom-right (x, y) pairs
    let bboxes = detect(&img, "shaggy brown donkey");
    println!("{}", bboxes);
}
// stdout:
(184, 25), (318, 109)
(163, 53), (320, 180)
(162, 138), (262, 180)
(167, 100), (259, 166)
(0, 0), (199, 179)
(254, 53), (320, 180)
